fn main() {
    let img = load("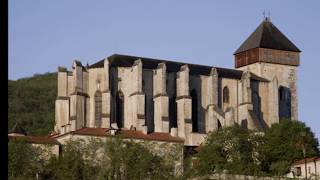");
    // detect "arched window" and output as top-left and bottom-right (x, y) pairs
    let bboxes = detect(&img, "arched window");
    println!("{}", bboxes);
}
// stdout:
(94, 91), (102, 127)
(223, 86), (230, 103)
(116, 91), (124, 128)
(190, 89), (198, 132)
(279, 86), (291, 120)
